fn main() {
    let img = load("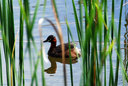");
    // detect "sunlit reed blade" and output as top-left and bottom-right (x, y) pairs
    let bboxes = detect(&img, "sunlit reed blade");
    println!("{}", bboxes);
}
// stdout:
(42, 0), (47, 16)
(0, 0), (127, 86)
(19, 1), (24, 85)
(0, 1), (3, 85)
(19, 0), (33, 75)
(108, 0), (114, 85)
(64, 1), (74, 85)
(31, 0), (40, 30)
(1, 0), (11, 86)
(31, 57), (40, 86)
(115, 0), (124, 85)
(66, 19), (74, 86)
(104, 0), (107, 86)
(71, 0), (81, 46)
(8, 0), (16, 85)
(111, 0), (114, 40)
(0, 45), (3, 86)
(51, 0), (67, 86)
(18, 0), (42, 86)
(38, 18), (46, 86)
(79, 0), (83, 38)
